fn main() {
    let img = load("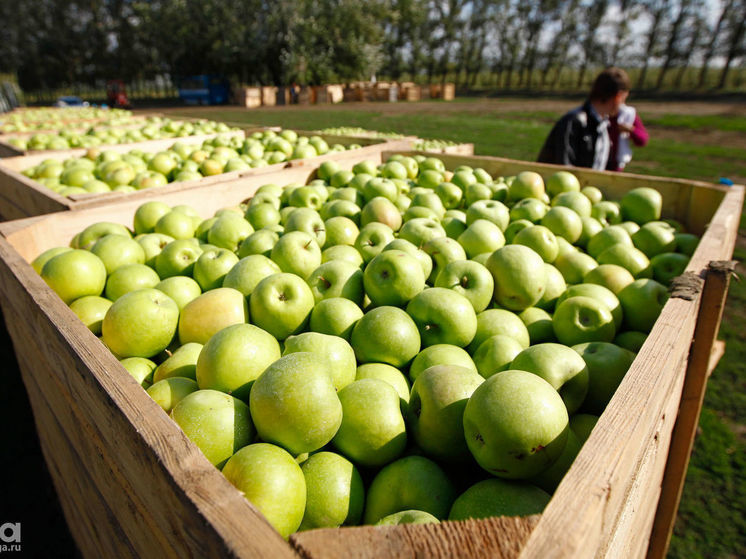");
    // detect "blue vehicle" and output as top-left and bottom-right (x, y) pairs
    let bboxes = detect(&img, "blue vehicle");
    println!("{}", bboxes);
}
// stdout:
(54, 96), (90, 107)
(177, 75), (230, 105)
